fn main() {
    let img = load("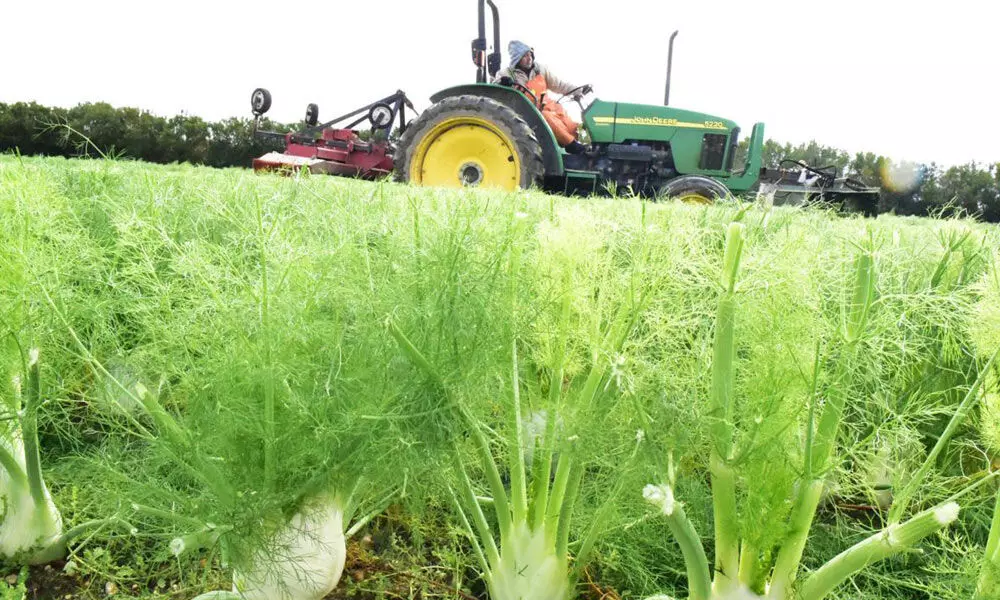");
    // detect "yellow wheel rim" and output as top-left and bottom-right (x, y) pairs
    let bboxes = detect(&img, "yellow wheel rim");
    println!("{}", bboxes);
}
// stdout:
(409, 117), (521, 190)
(676, 192), (713, 205)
